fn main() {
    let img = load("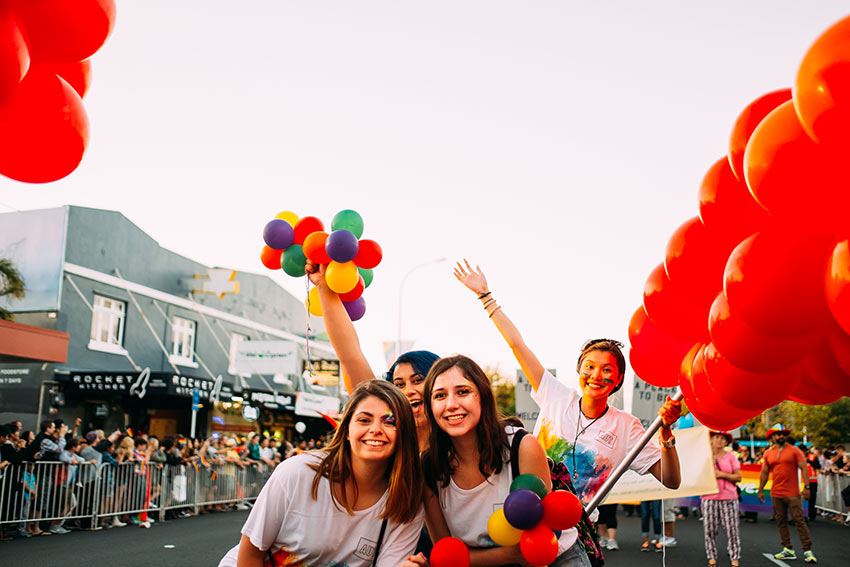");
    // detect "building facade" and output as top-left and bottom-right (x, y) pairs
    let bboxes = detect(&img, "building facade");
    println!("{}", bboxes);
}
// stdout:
(0, 206), (341, 441)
